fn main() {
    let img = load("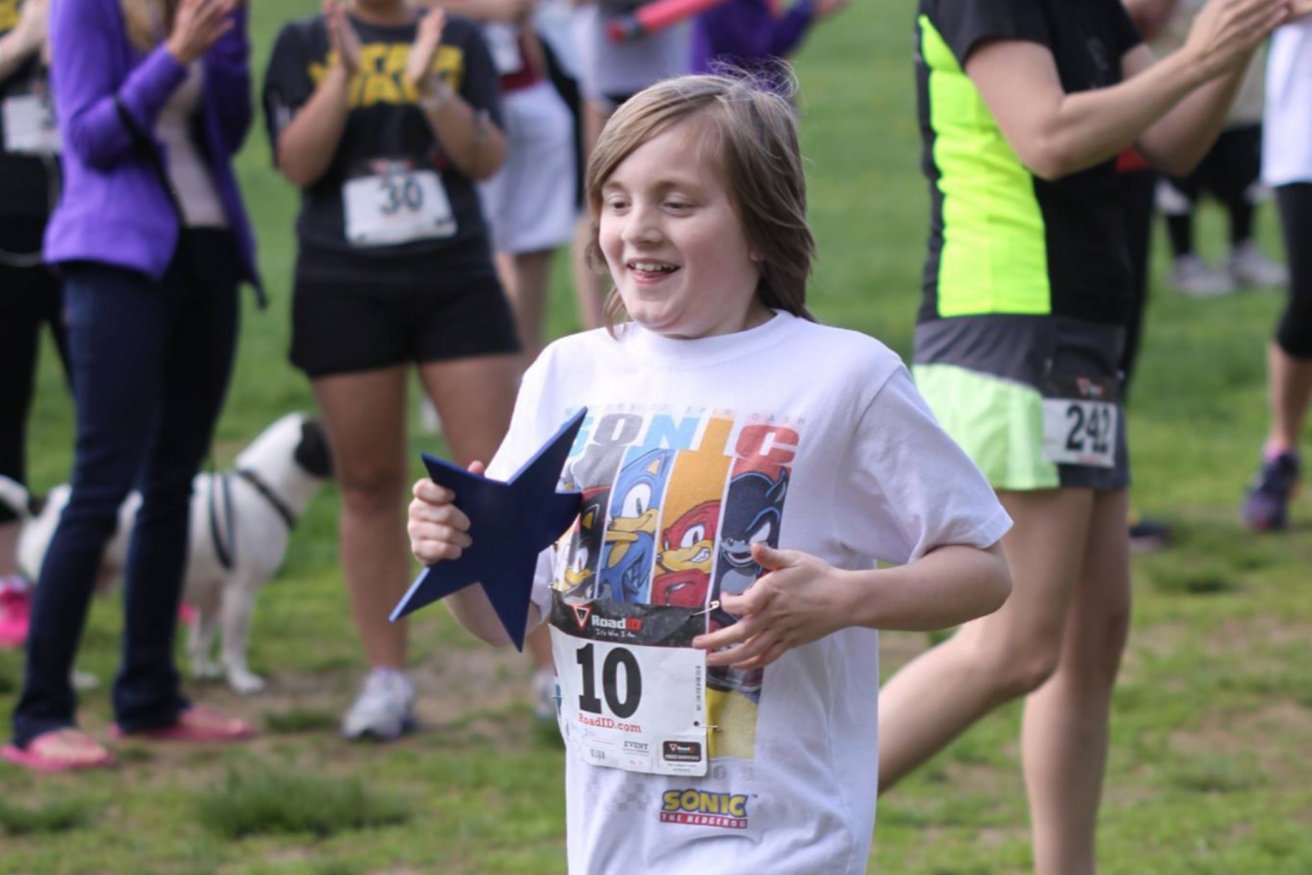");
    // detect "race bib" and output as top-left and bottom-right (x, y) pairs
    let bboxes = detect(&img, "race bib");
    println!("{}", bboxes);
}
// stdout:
(343, 158), (455, 247)
(483, 23), (524, 76)
(550, 597), (709, 777)
(1041, 374), (1119, 469)
(3, 93), (60, 156)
